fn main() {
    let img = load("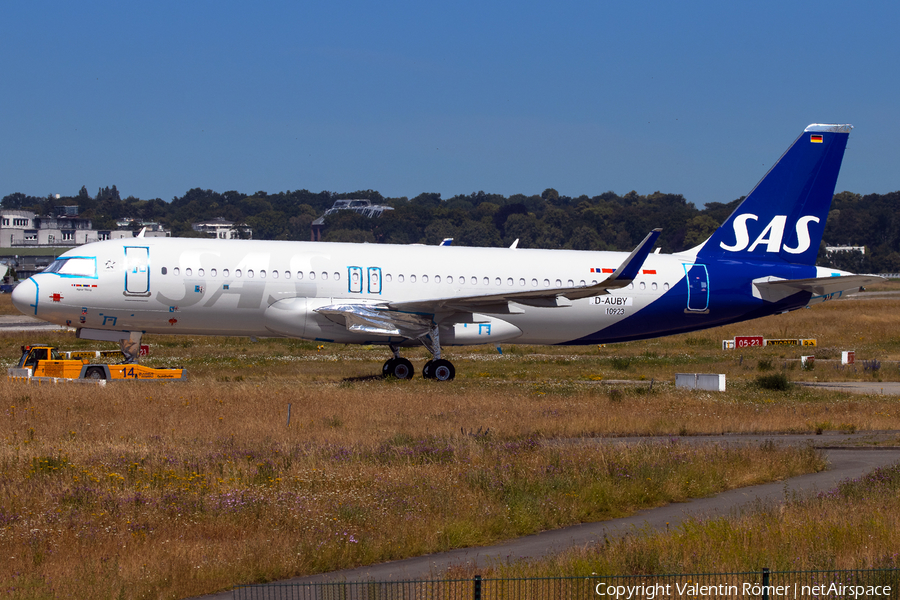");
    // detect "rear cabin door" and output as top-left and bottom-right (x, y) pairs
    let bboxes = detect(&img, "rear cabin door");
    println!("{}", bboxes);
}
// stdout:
(683, 263), (709, 313)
